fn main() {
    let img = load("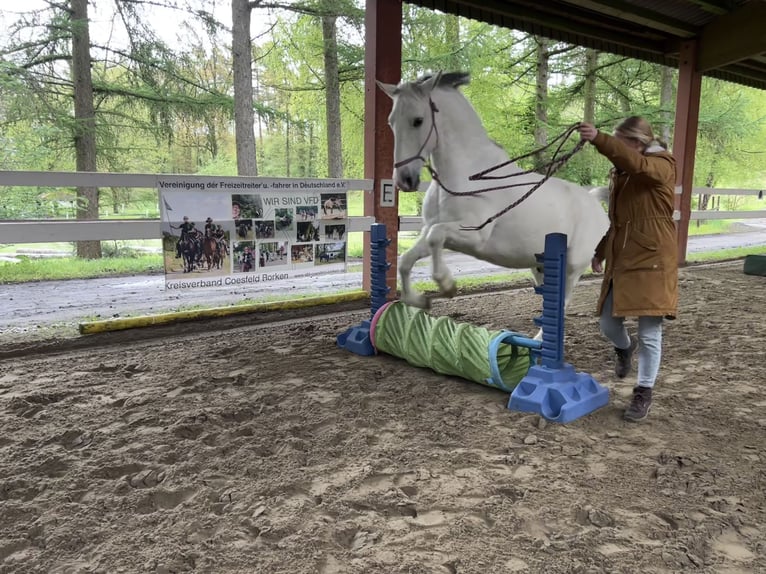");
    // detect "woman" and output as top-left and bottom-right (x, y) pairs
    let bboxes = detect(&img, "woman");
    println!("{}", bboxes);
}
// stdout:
(241, 246), (253, 272)
(577, 117), (678, 422)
